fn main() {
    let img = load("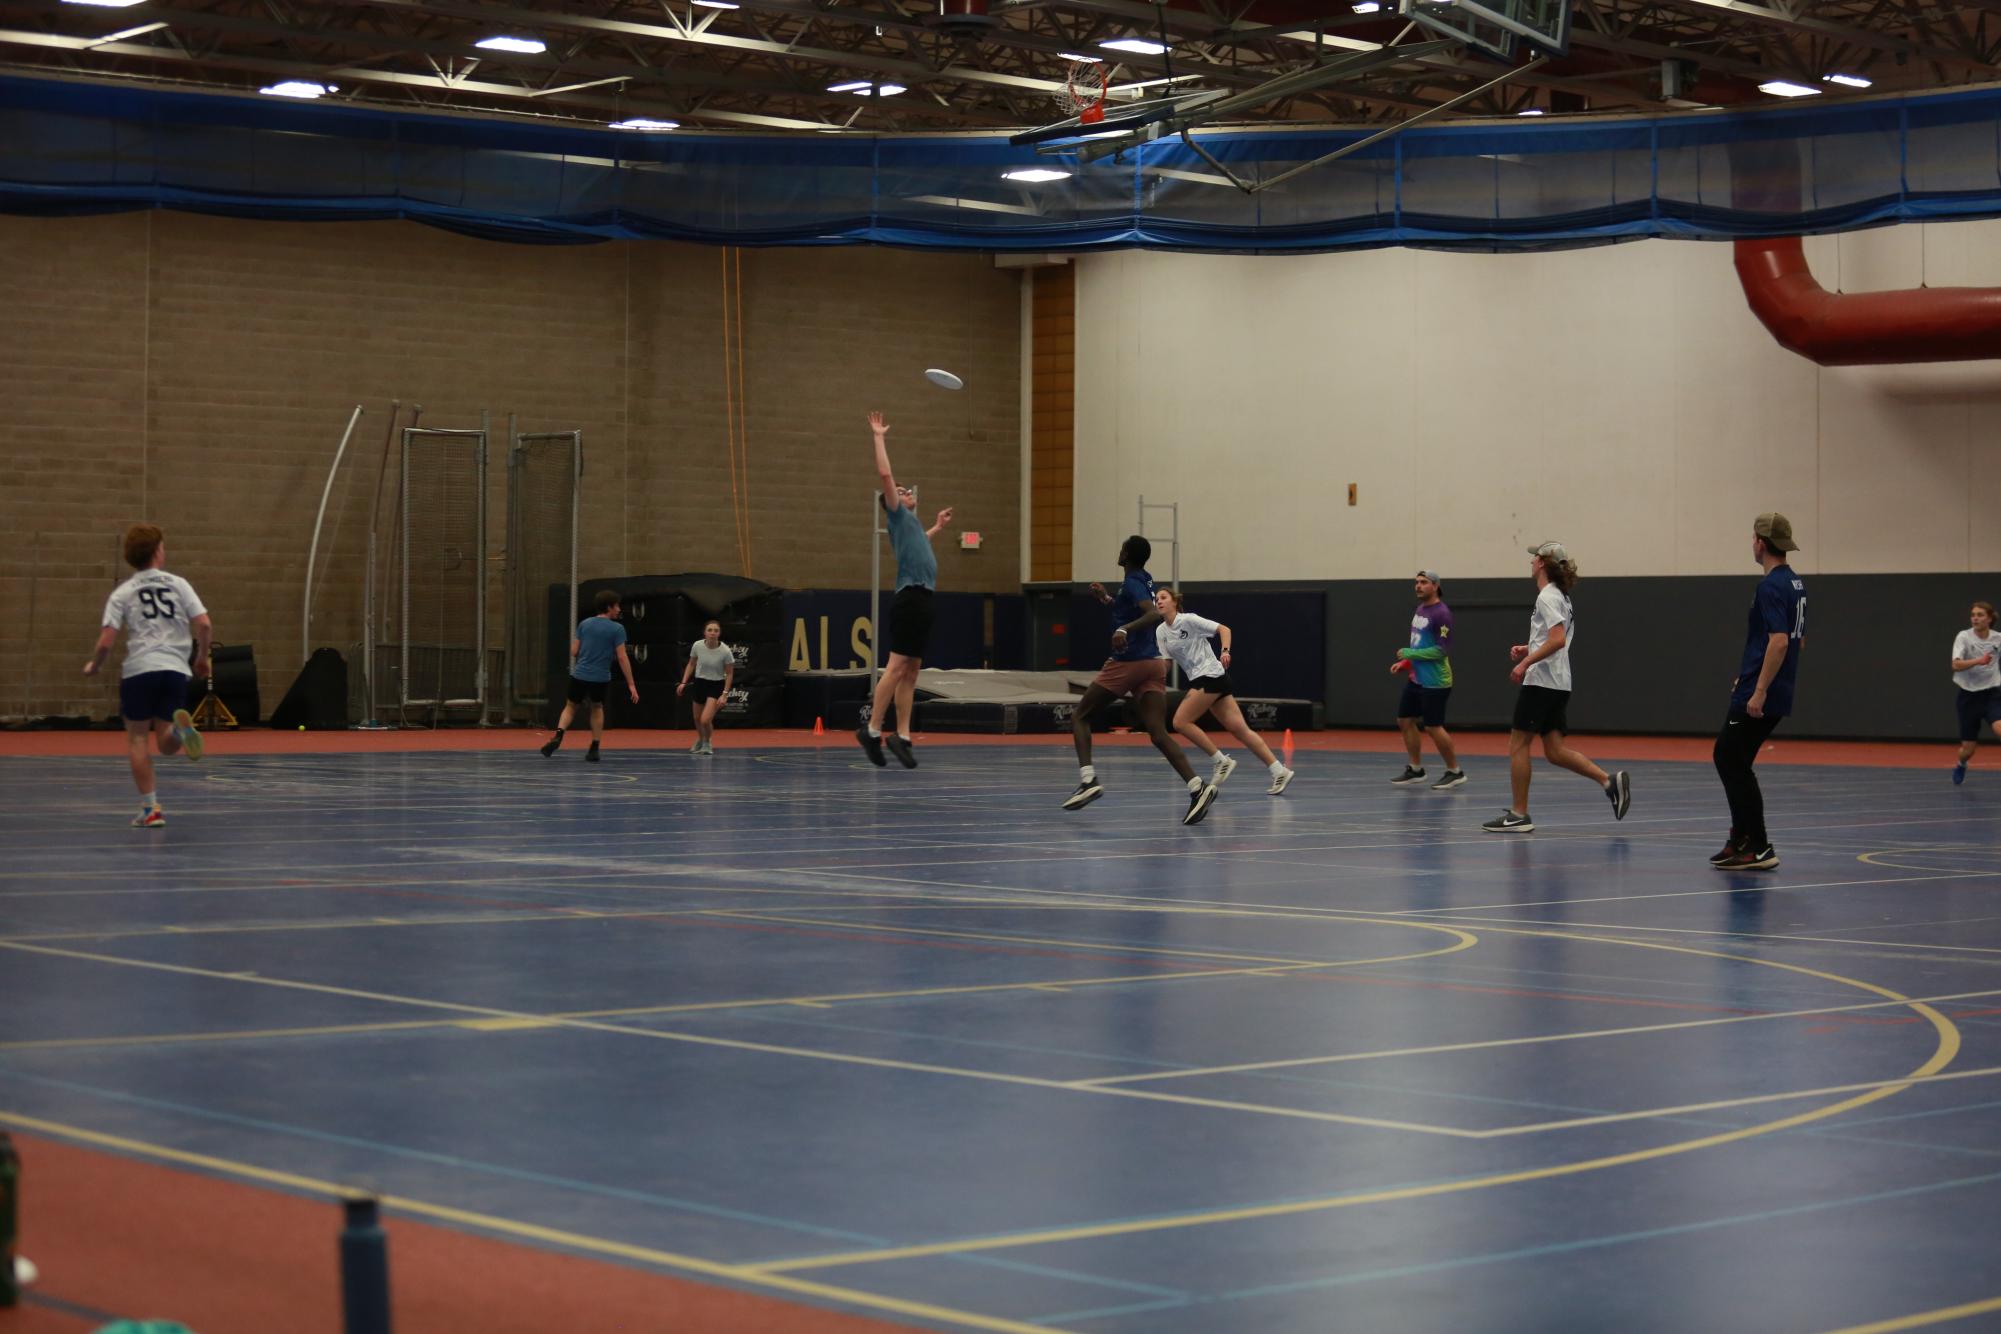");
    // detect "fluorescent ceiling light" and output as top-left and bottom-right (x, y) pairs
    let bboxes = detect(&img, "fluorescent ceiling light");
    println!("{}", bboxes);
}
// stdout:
(609, 118), (679, 130)
(1352, 1), (1383, 11)
(475, 35), (545, 53)
(1758, 79), (1821, 97)
(828, 80), (903, 95)
(1003, 168), (1072, 183)
(1057, 52), (1103, 64)
(260, 80), (329, 98)
(1823, 73), (1872, 88)
(1099, 37), (1169, 55)
(59, 0), (148, 7)
(692, 0), (739, 7)
(827, 80), (870, 93)
(1518, 107), (1545, 115)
